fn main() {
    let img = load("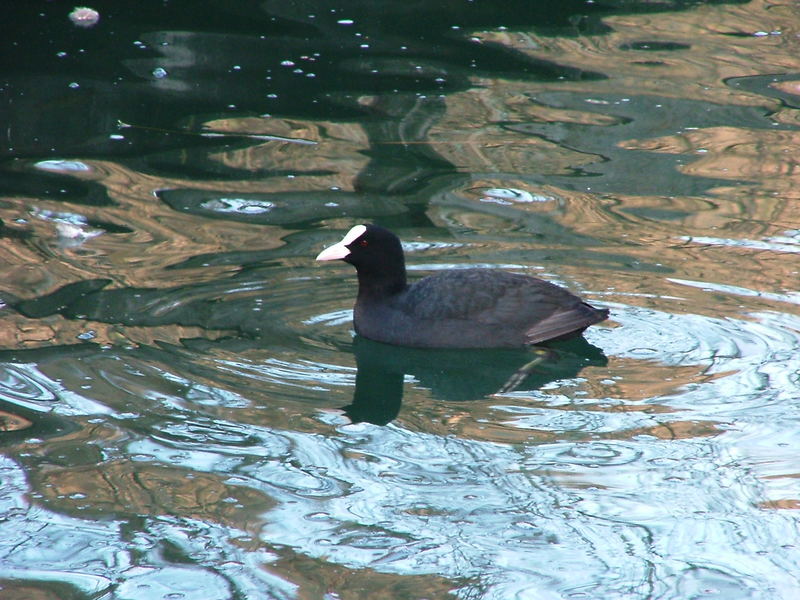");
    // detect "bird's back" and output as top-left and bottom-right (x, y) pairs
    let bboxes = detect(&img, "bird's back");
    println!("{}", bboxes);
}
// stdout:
(355, 268), (607, 348)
